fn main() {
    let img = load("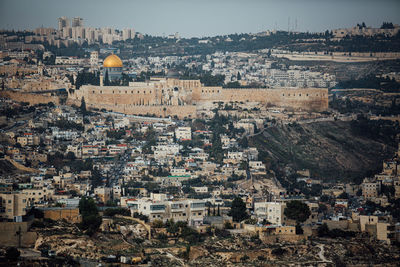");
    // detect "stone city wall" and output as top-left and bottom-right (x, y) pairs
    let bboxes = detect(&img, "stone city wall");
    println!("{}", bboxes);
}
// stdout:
(67, 81), (328, 117)
(83, 102), (197, 119)
(0, 221), (38, 247)
(195, 87), (329, 111)
(43, 208), (81, 223)
(0, 91), (60, 105)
